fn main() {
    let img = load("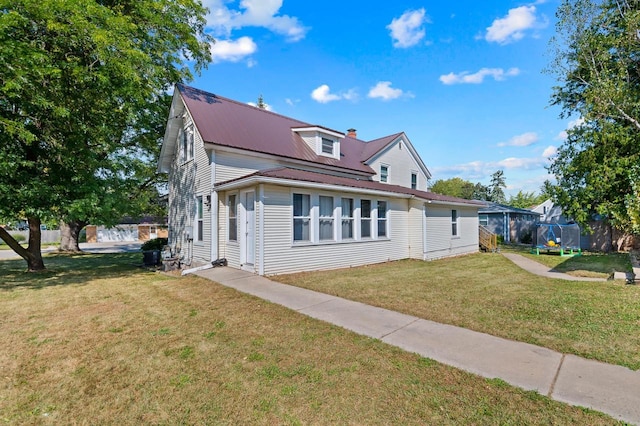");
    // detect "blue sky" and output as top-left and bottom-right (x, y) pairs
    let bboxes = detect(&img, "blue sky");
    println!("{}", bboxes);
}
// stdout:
(192, 0), (574, 197)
